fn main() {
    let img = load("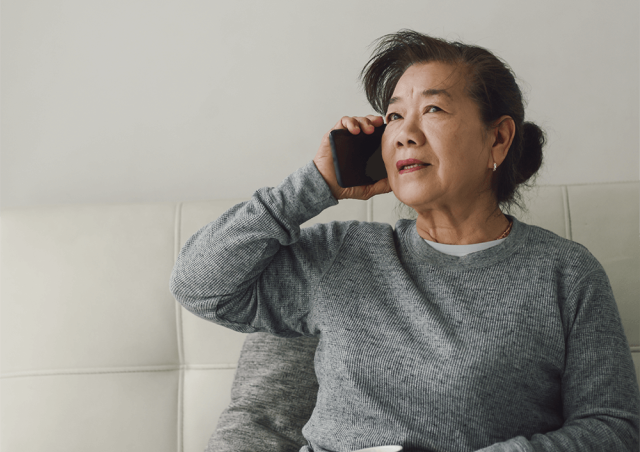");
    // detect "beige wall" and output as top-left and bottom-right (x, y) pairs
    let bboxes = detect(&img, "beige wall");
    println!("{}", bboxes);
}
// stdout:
(2, 0), (638, 209)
